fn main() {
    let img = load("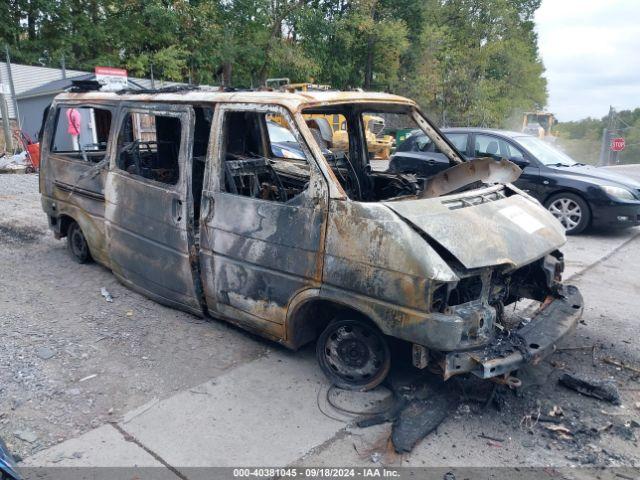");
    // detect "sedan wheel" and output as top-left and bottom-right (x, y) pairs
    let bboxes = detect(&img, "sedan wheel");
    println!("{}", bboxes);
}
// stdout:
(545, 193), (590, 235)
